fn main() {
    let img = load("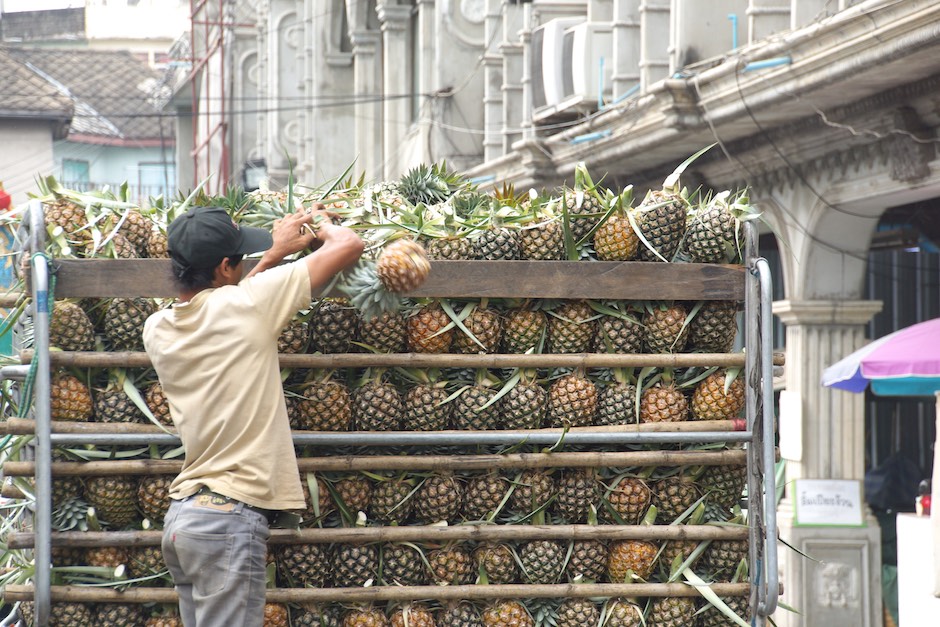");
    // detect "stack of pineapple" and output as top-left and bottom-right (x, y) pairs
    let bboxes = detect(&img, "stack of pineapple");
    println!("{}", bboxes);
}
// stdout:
(4, 152), (763, 627)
